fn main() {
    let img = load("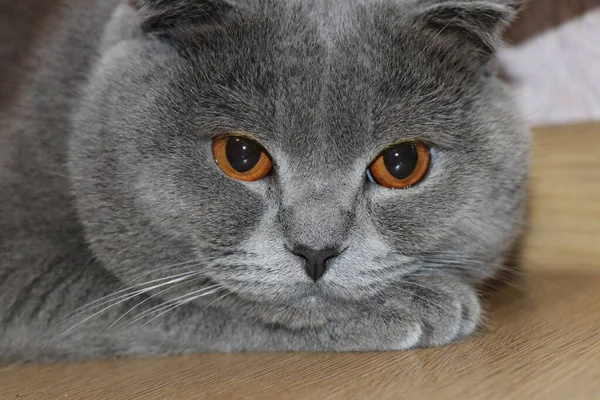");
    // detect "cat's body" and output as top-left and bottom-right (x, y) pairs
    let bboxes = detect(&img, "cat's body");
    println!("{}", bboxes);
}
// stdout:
(0, 0), (530, 362)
